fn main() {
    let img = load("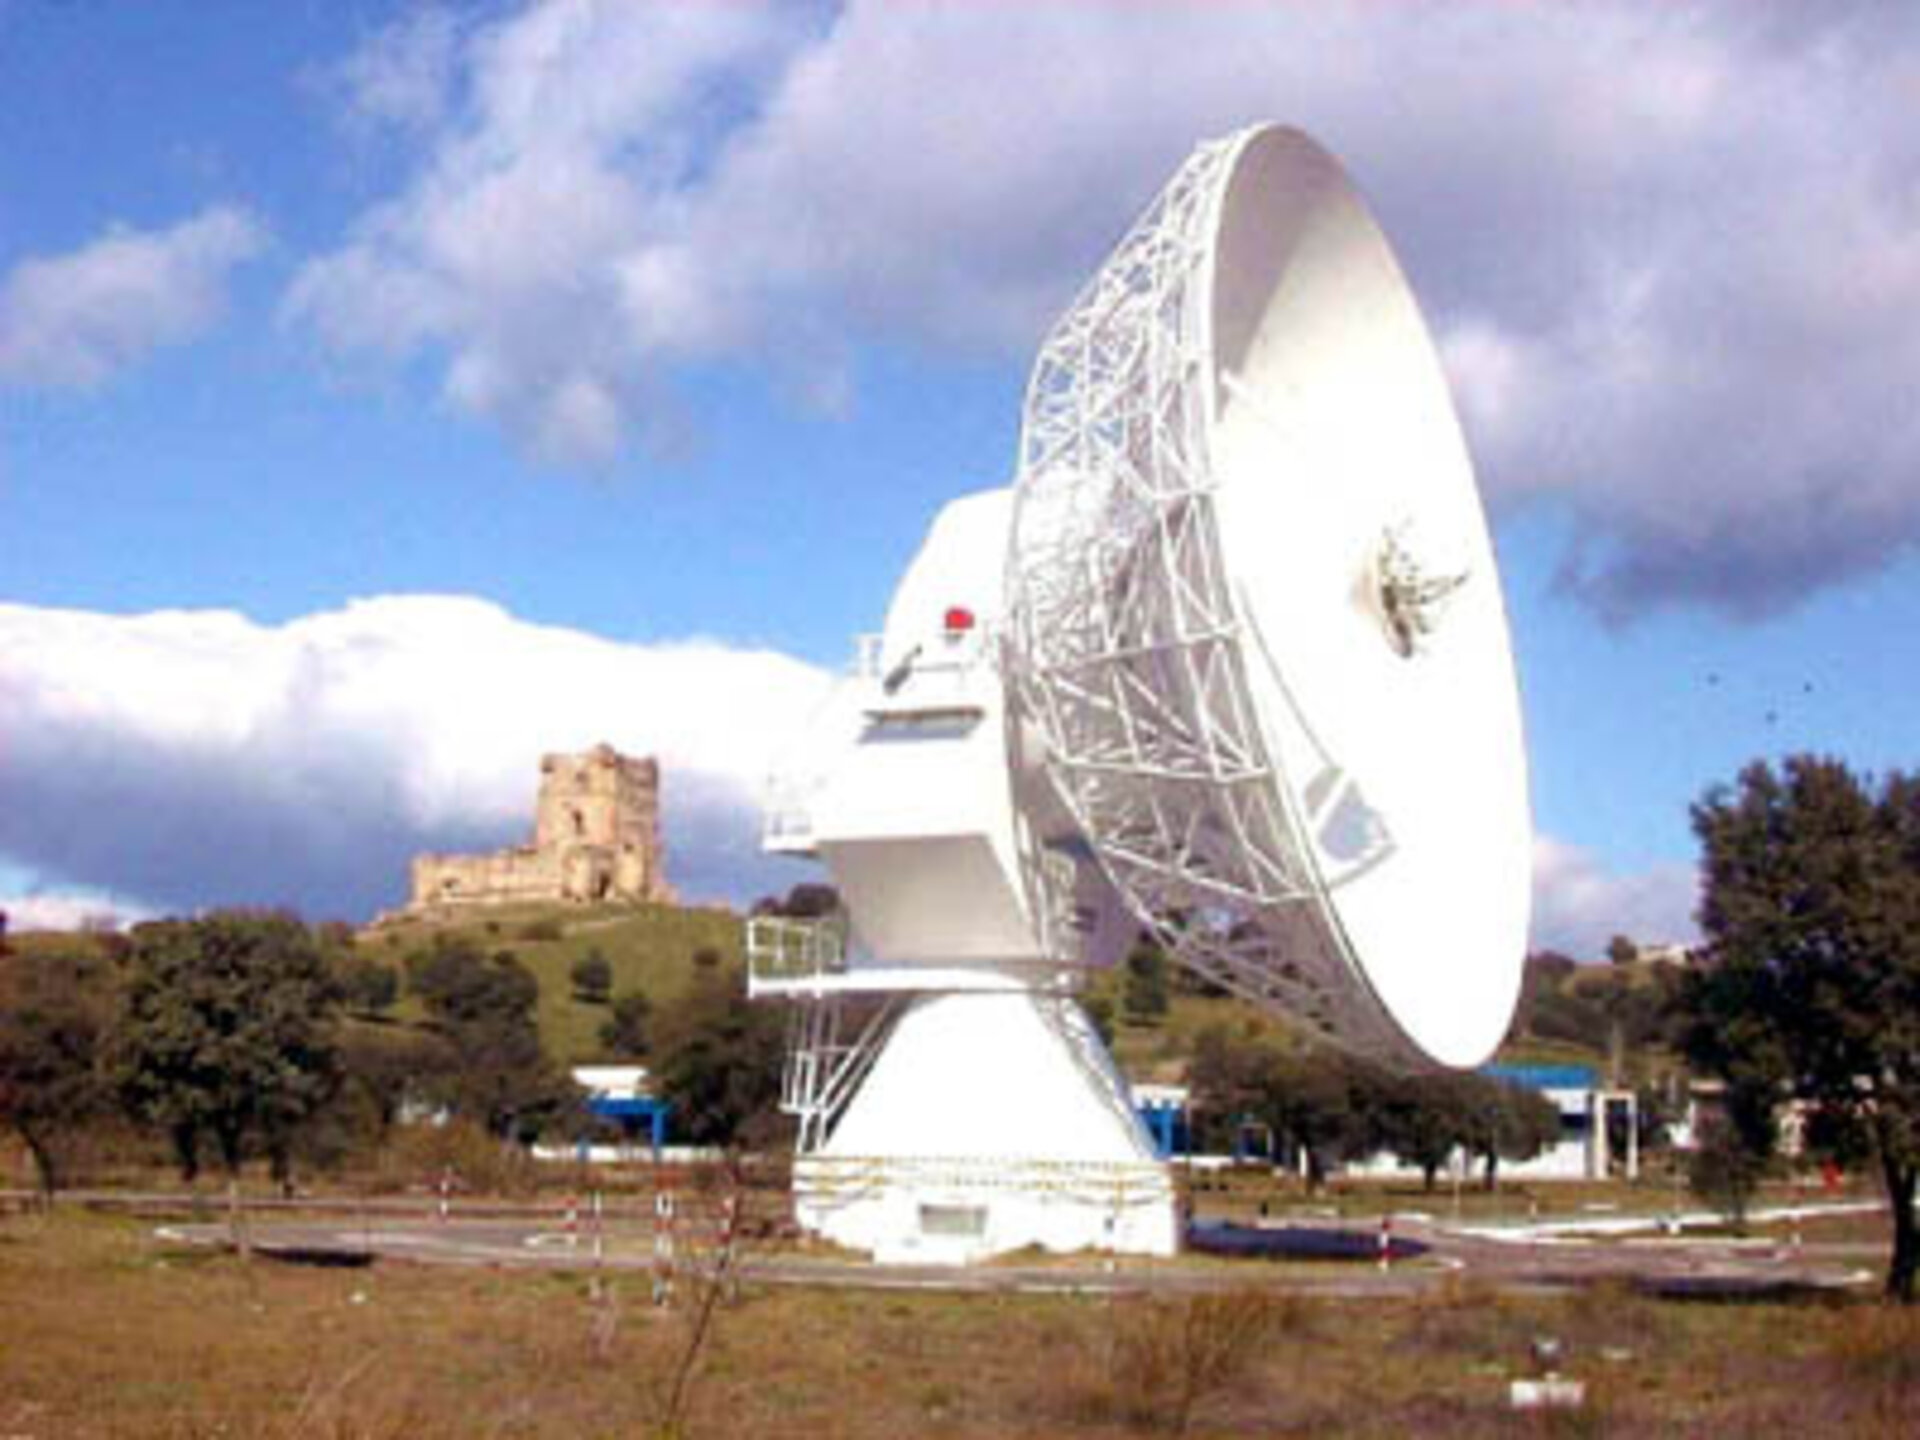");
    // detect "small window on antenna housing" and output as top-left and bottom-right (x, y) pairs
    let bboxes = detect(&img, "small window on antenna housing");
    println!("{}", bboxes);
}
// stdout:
(919, 1203), (987, 1238)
